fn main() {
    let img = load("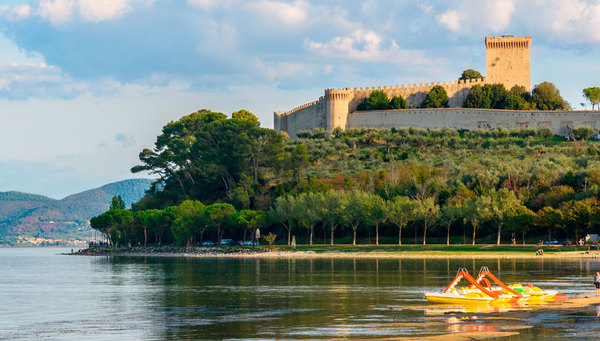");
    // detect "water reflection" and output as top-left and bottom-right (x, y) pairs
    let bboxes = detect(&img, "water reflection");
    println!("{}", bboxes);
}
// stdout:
(4, 249), (600, 340)
(85, 256), (600, 339)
